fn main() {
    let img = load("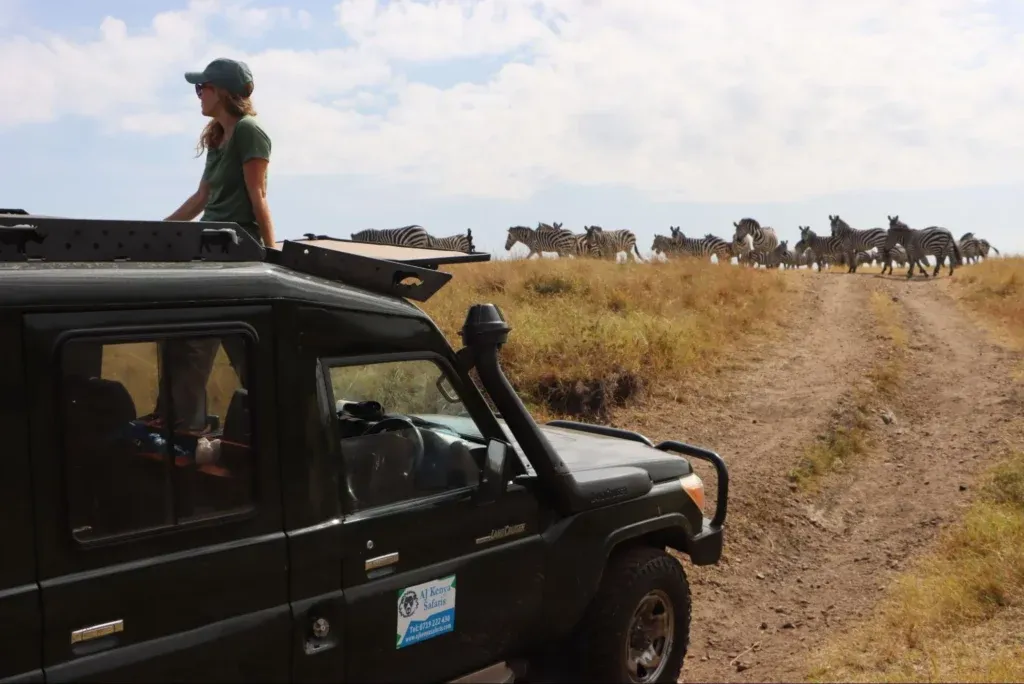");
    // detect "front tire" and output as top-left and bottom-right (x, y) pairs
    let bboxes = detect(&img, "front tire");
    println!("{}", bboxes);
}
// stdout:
(576, 546), (692, 683)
